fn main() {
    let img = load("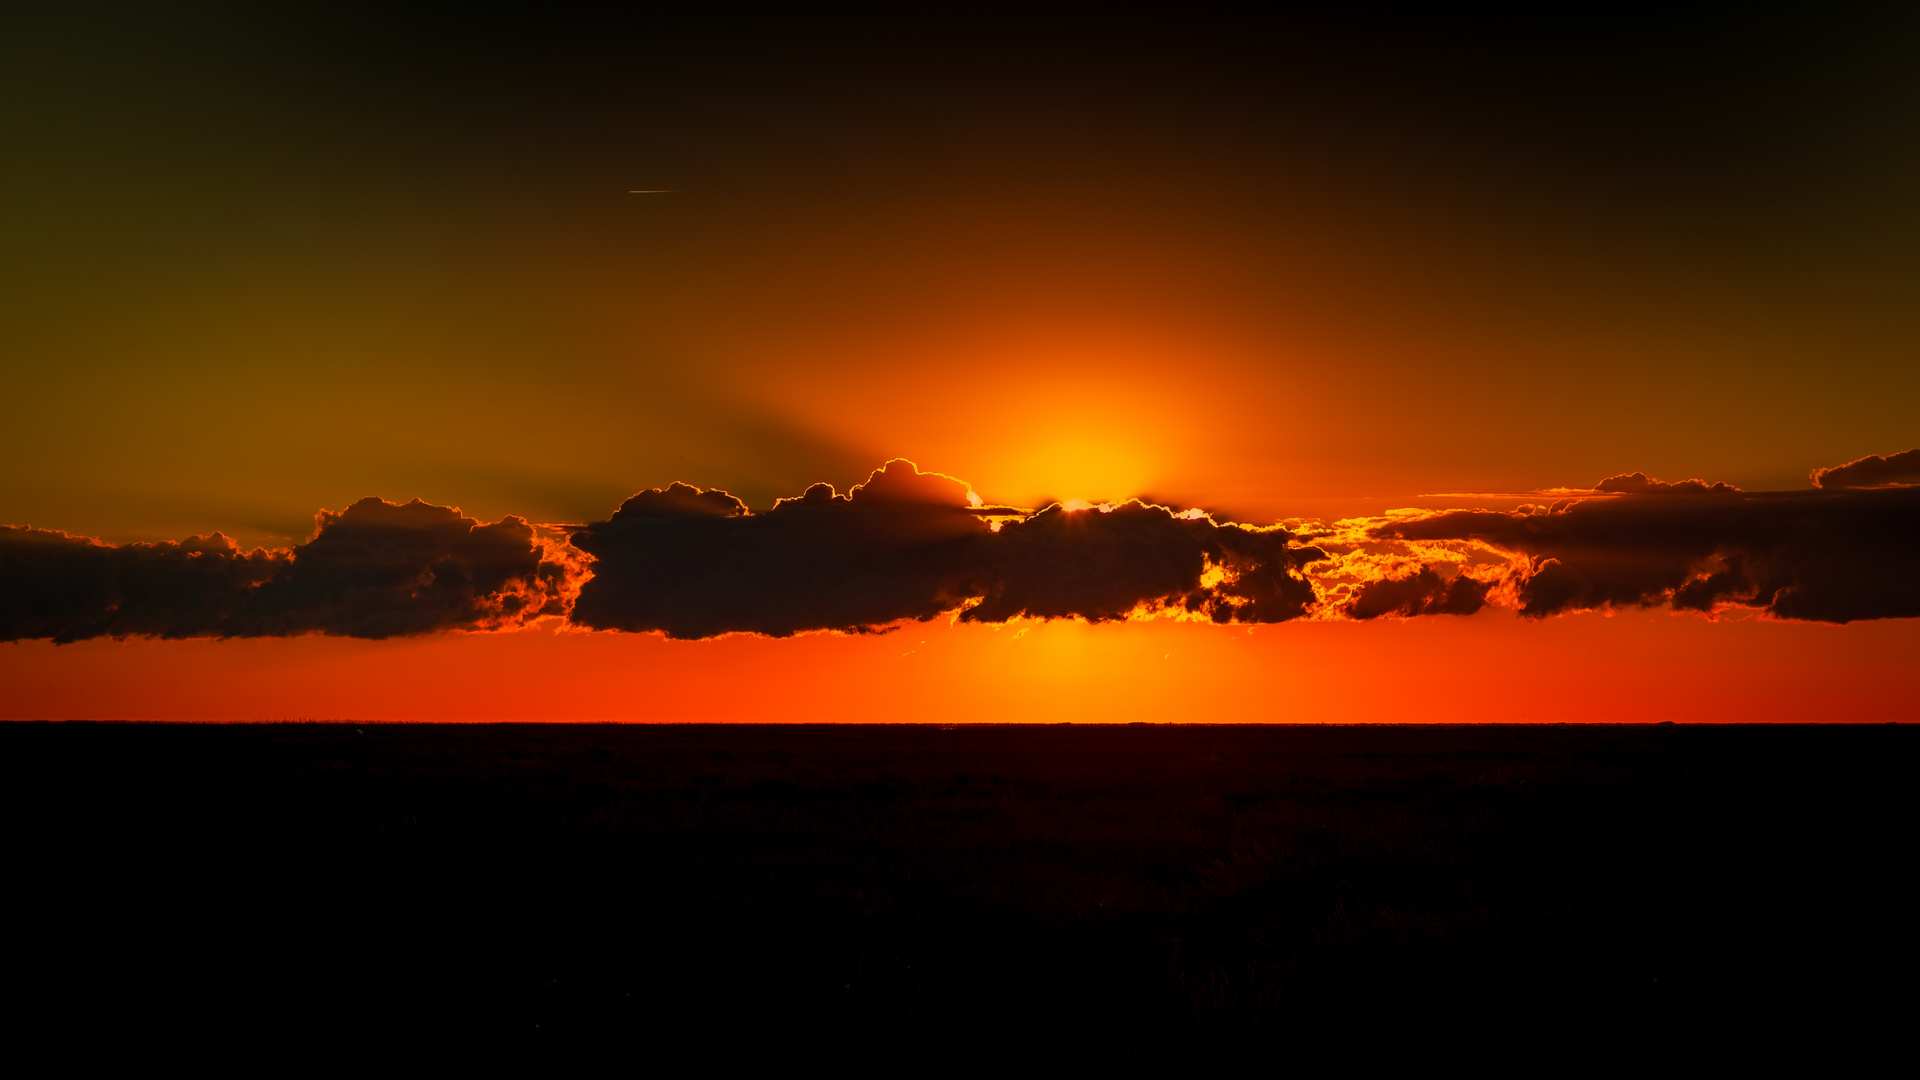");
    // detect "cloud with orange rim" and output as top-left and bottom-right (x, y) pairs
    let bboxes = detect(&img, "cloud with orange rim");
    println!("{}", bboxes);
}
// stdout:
(3, 452), (1917, 643)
